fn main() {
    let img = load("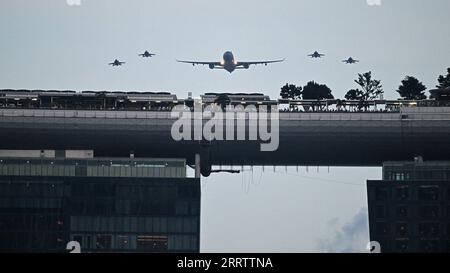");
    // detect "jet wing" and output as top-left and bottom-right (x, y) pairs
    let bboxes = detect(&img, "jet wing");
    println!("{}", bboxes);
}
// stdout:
(237, 59), (284, 66)
(176, 60), (223, 69)
(177, 60), (221, 66)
